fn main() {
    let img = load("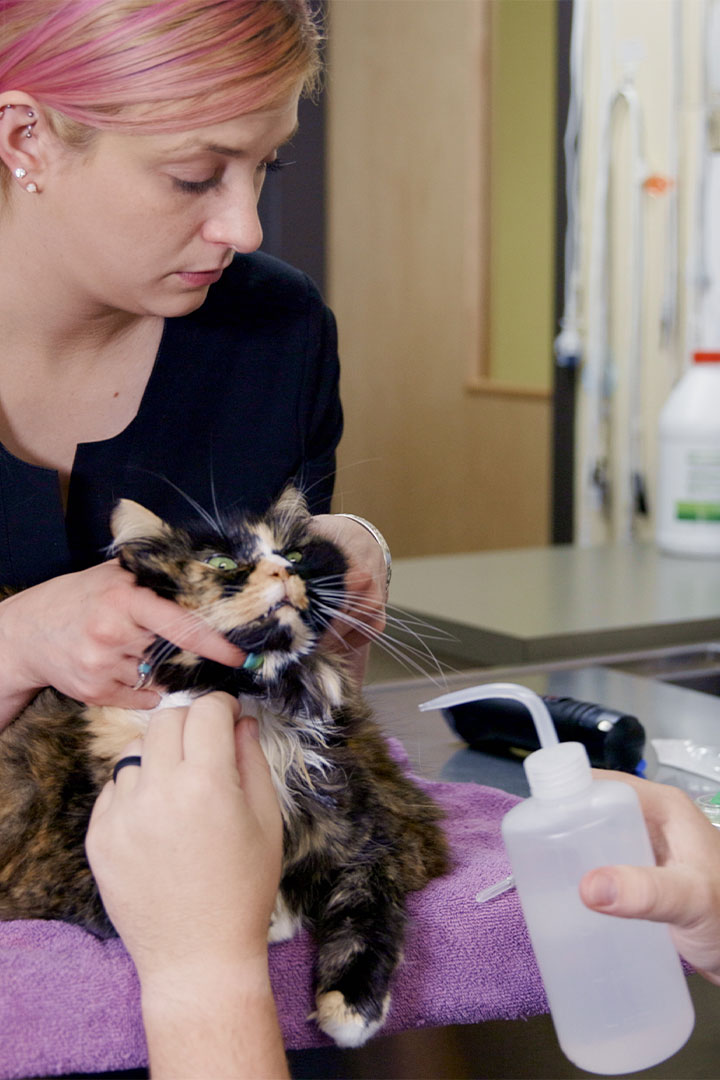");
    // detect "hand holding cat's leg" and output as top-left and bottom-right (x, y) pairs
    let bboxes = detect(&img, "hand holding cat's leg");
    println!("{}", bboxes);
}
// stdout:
(0, 561), (245, 726)
(86, 692), (288, 1080)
